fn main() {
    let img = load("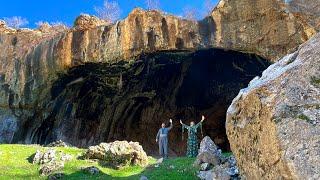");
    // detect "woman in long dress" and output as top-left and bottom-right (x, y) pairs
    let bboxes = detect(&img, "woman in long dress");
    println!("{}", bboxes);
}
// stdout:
(180, 115), (205, 157)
